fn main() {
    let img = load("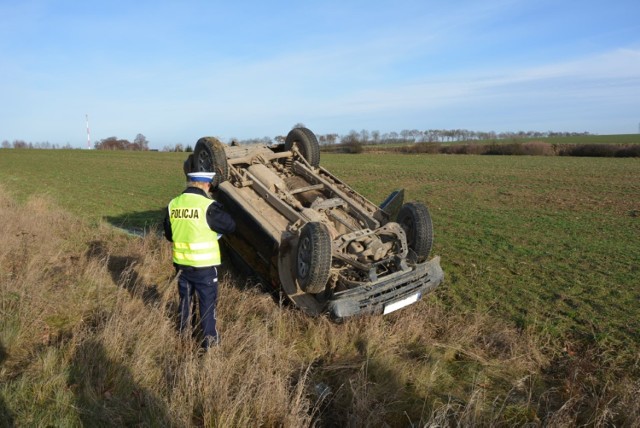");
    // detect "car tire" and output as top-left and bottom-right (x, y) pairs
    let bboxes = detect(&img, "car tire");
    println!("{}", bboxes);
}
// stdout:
(193, 137), (229, 188)
(285, 127), (321, 167)
(296, 222), (332, 294)
(397, 202), (433, 262)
